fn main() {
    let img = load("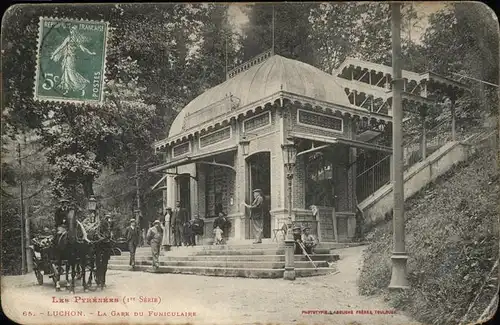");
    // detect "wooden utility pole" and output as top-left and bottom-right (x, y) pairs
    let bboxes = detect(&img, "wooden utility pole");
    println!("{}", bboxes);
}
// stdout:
(135, 159), (141, 226)
(389, 3), (409, 289)
(17, 143), (26, 274)
(25, 200), (33, 272)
